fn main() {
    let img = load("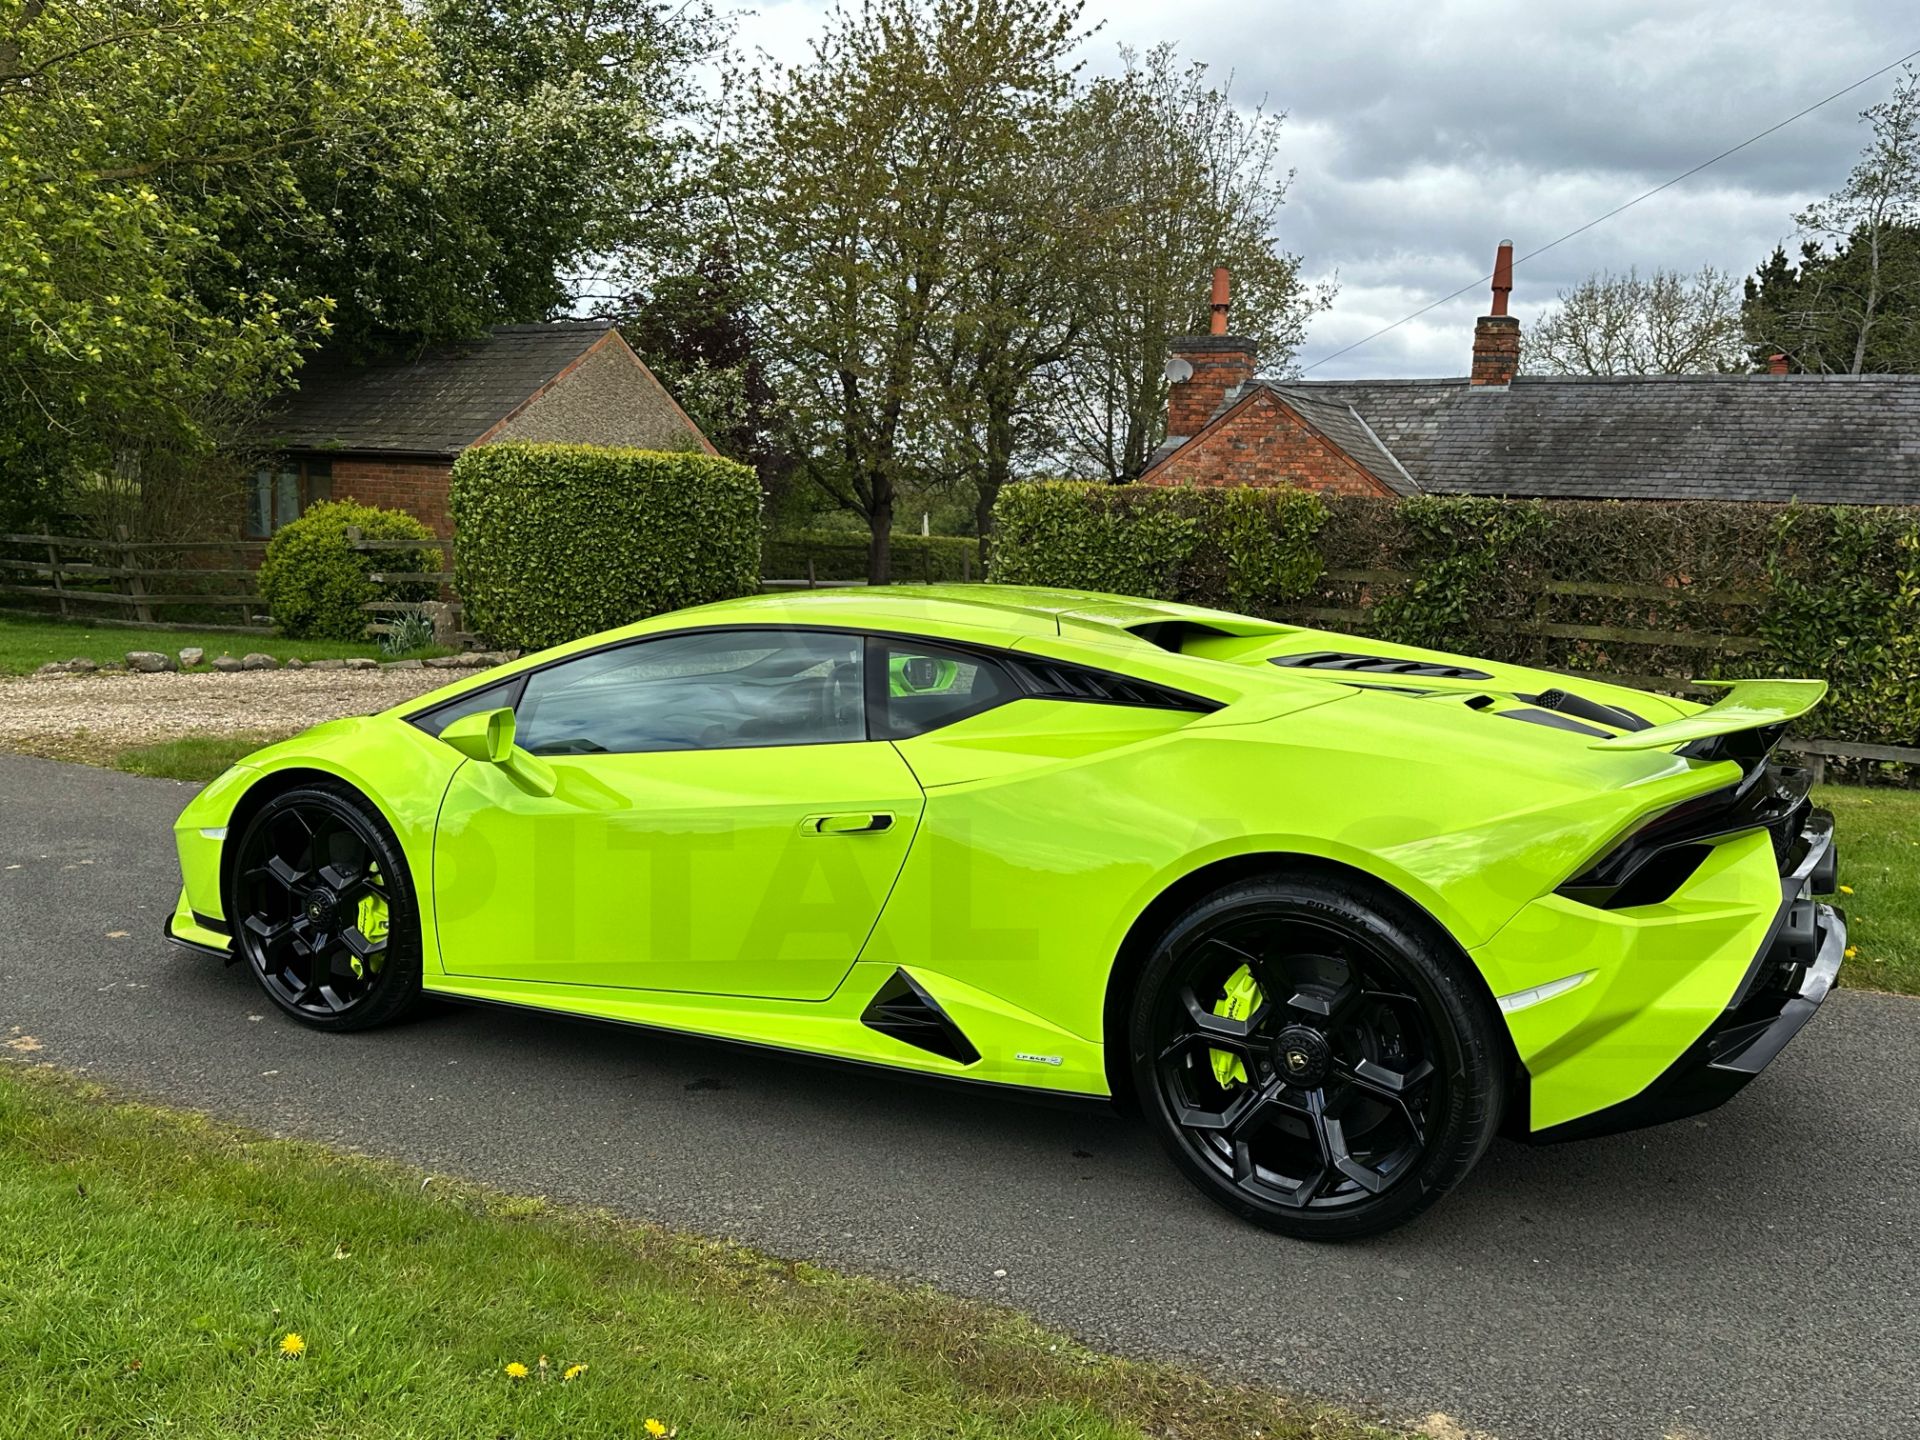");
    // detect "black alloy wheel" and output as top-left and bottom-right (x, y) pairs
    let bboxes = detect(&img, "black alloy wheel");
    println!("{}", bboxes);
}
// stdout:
(1130, 872), (1505, 1240)
(230, 782), (423, 1031)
